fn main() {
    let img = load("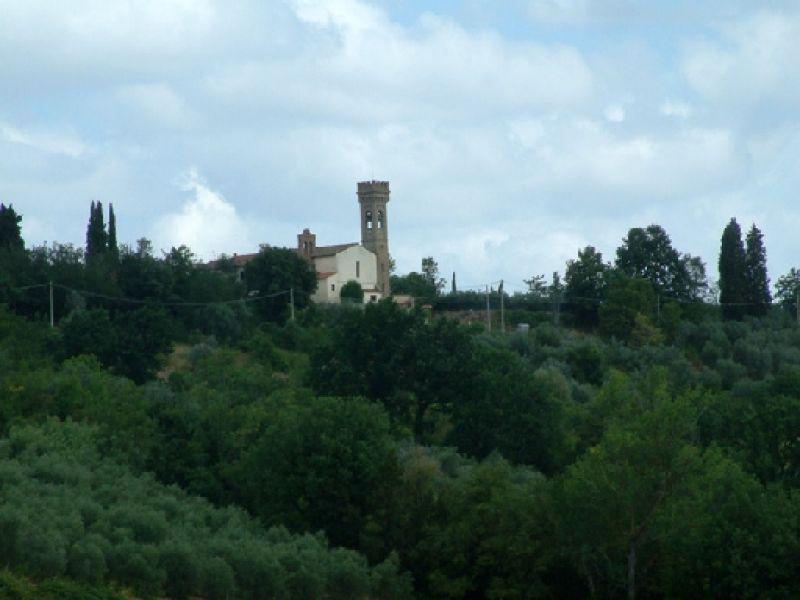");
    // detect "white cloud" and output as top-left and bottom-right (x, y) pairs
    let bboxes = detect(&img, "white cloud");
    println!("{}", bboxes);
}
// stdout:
(116, 84), (198, 129)
(0, 0), (216, 55)
(682, 11), (800, 108)
(152, 168), (254, 260)
(0, 122), (88, 157)
(507, 117), (743, 199)
(204, 3), (596, 123)
(291, 0), (385, 32)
